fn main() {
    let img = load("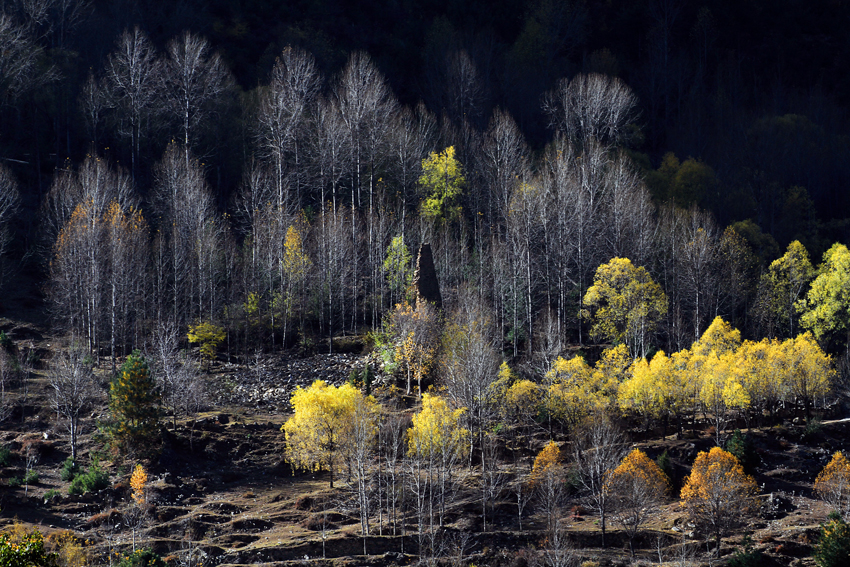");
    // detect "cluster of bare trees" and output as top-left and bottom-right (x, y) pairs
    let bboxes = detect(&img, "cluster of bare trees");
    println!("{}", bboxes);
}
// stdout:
(0, 33), (756, 365)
